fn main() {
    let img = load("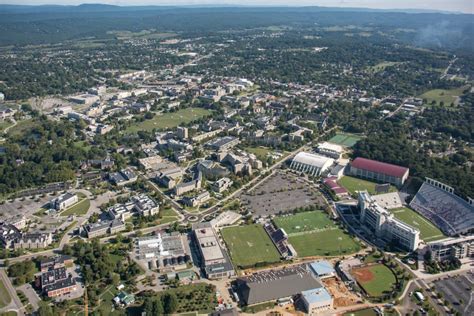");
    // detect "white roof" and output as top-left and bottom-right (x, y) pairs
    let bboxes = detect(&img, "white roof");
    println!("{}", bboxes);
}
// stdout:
(293, 152), (334, 169)
(318, 142), (343, 153)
